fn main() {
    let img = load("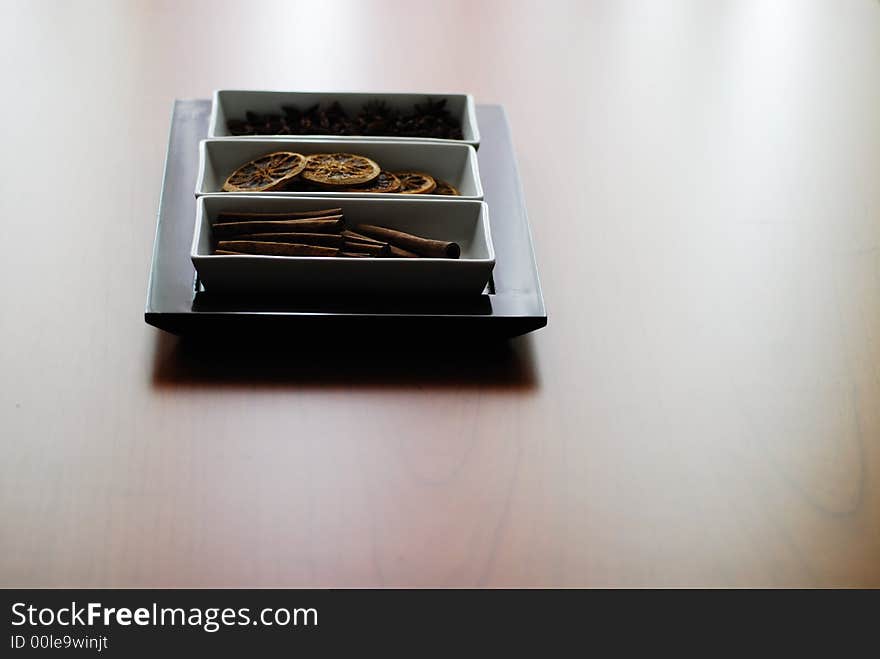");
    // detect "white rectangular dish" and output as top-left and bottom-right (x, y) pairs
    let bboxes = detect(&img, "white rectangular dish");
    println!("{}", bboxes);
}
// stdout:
(196, 138), (483, 199)
(208, 90), (480, 147)
(191, 195), (495, 296)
